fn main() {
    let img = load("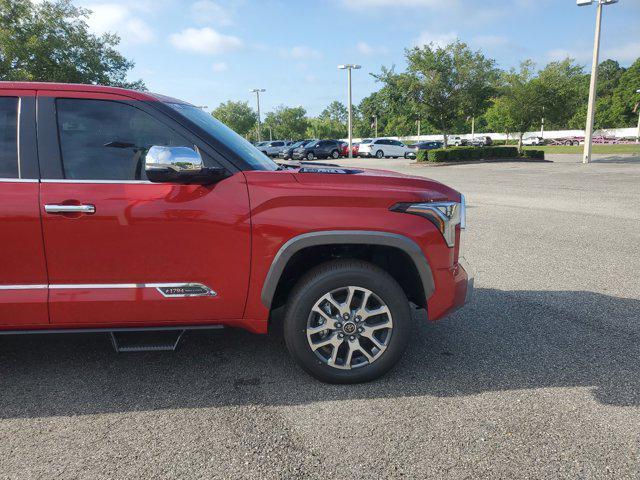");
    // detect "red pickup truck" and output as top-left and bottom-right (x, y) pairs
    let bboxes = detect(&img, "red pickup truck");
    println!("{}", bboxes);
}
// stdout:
(0, 82), (472, 383)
